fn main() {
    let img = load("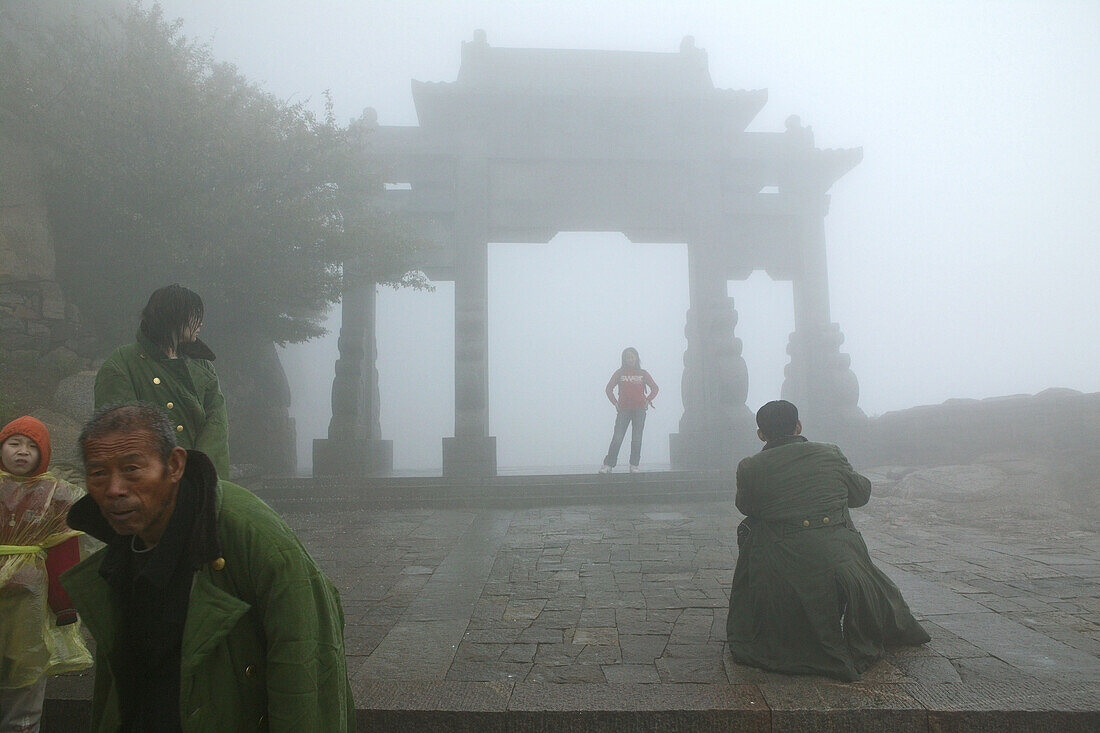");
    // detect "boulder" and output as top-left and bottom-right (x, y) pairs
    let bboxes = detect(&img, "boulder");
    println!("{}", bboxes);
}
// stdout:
(52, 370), (97, 424)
